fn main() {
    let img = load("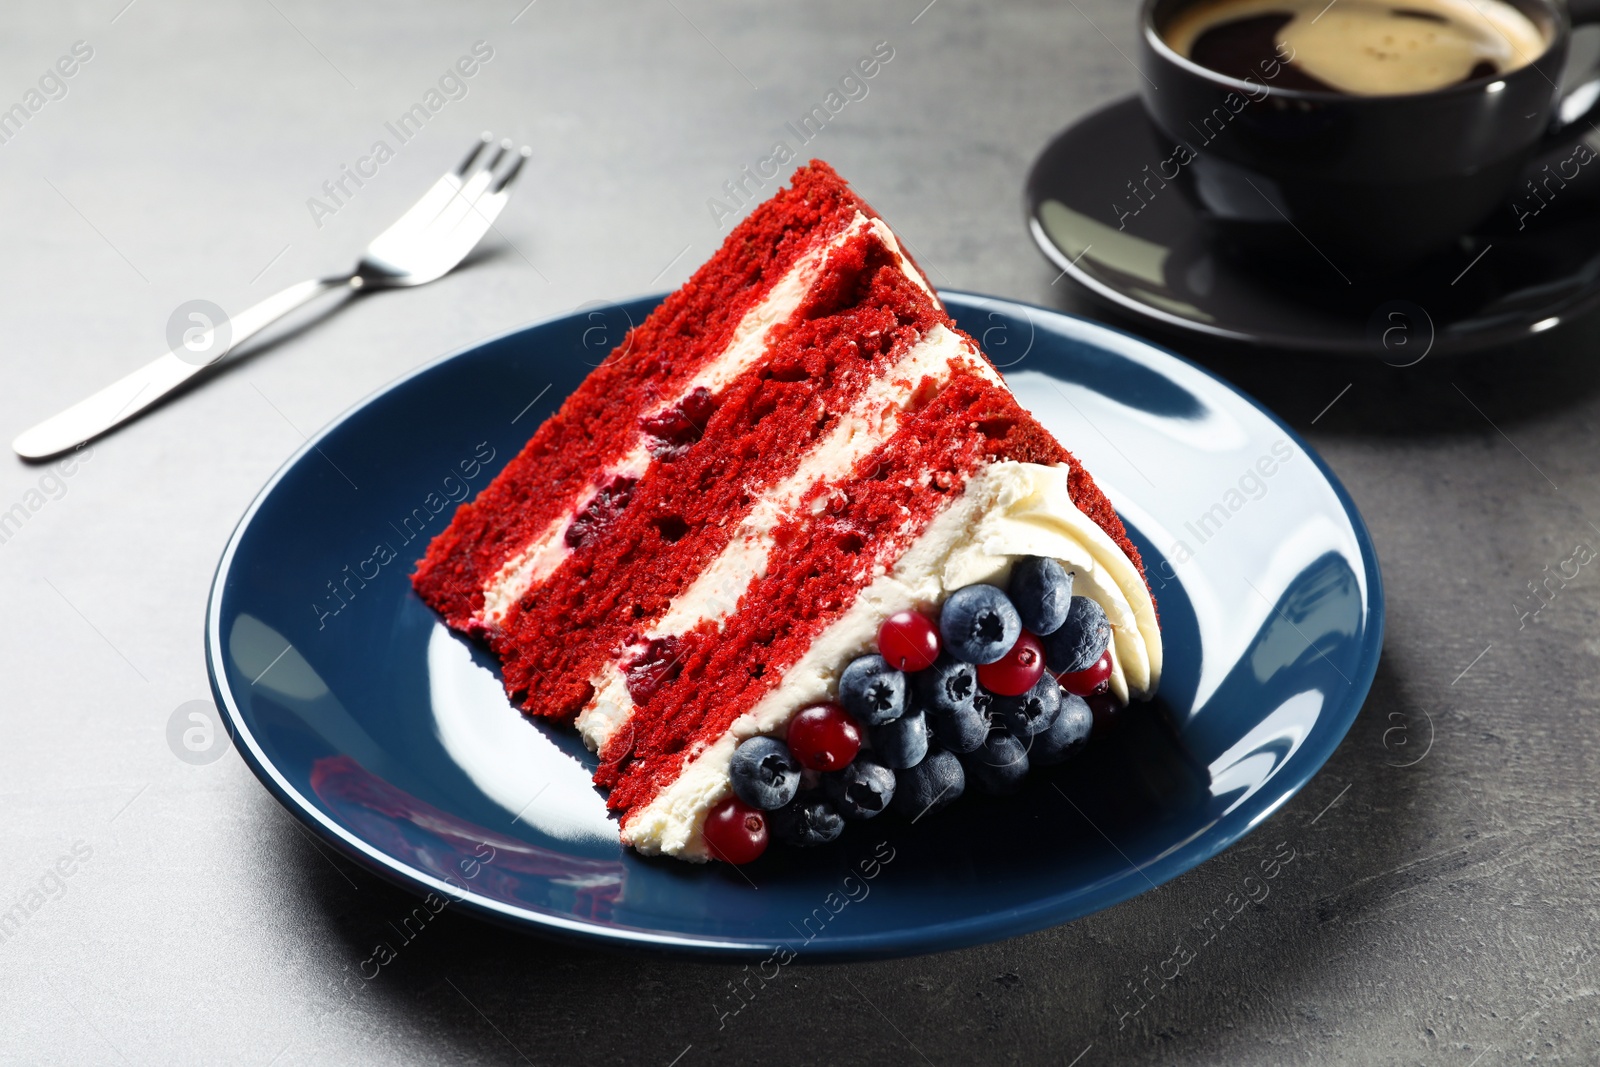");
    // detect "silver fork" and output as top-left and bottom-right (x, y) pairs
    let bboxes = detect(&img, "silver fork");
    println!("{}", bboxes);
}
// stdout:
(12, 133), (531, 460)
